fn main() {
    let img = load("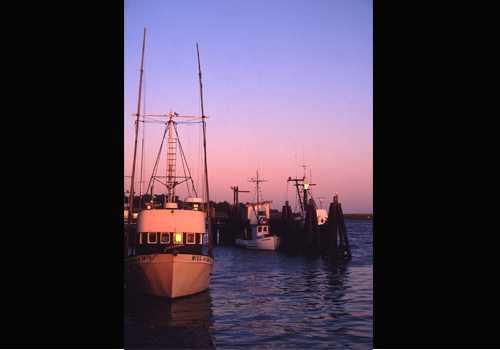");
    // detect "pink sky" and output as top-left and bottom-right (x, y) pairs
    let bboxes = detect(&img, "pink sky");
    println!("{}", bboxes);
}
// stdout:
(124, 0), (372, 213)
